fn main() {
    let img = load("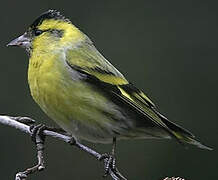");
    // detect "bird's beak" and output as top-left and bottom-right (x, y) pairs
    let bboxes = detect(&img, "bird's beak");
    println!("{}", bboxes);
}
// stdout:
(7, 33), (31, 48)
